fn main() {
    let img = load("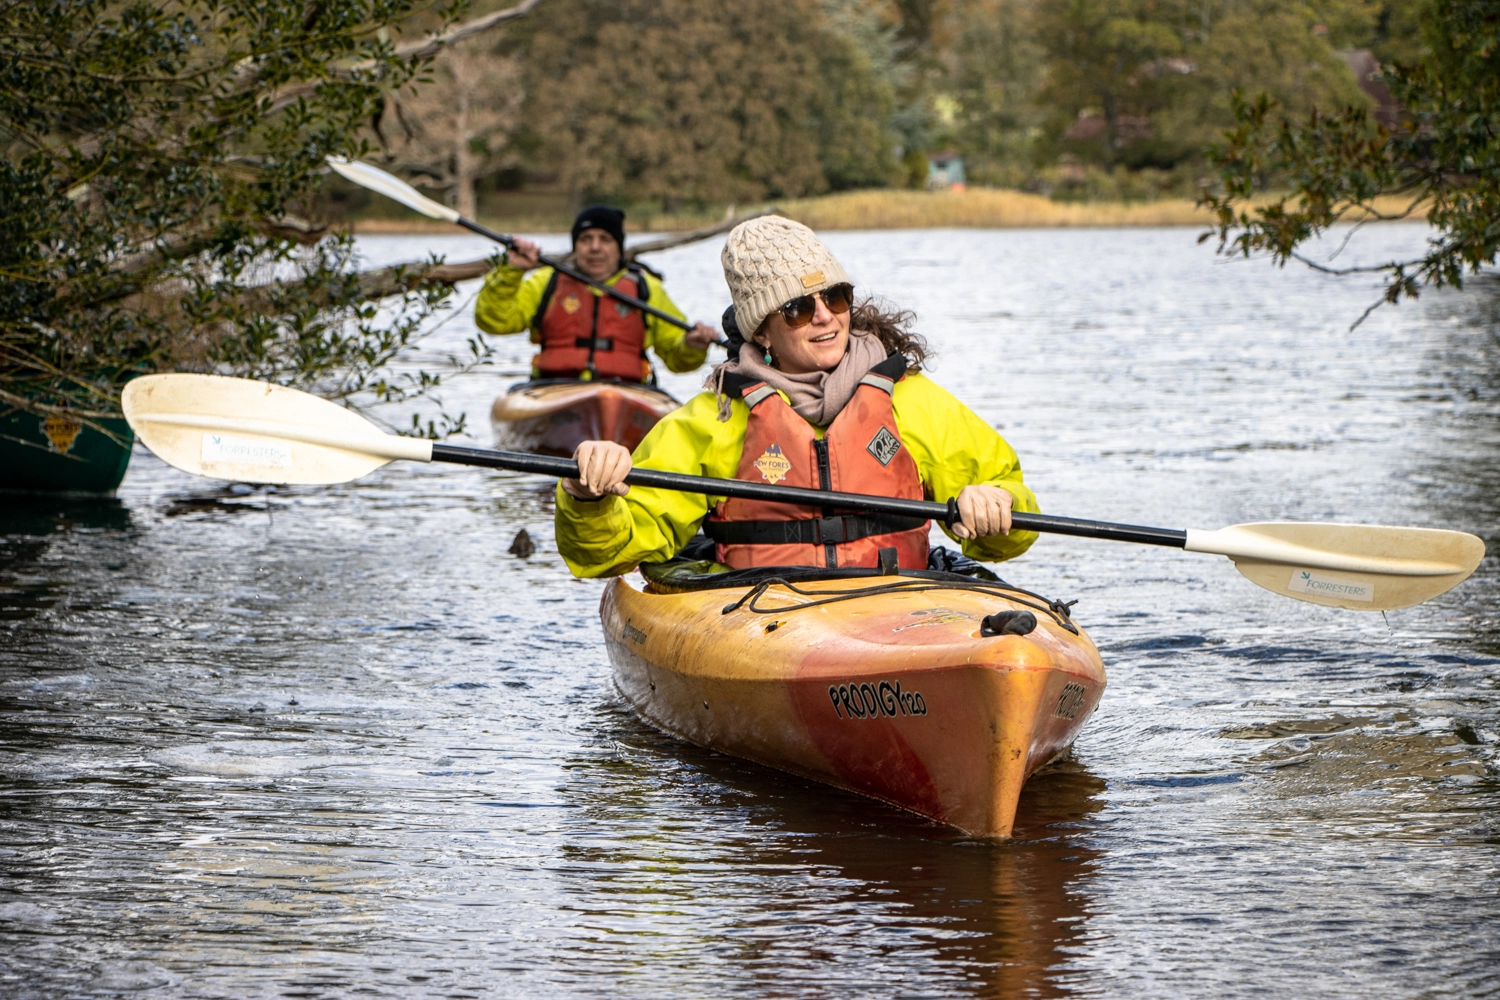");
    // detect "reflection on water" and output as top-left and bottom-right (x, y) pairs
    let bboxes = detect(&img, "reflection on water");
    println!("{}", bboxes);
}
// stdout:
(556, 713), (1105, 998)
(0, 494), (133, 538)
(2, 227), (1498, 997)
